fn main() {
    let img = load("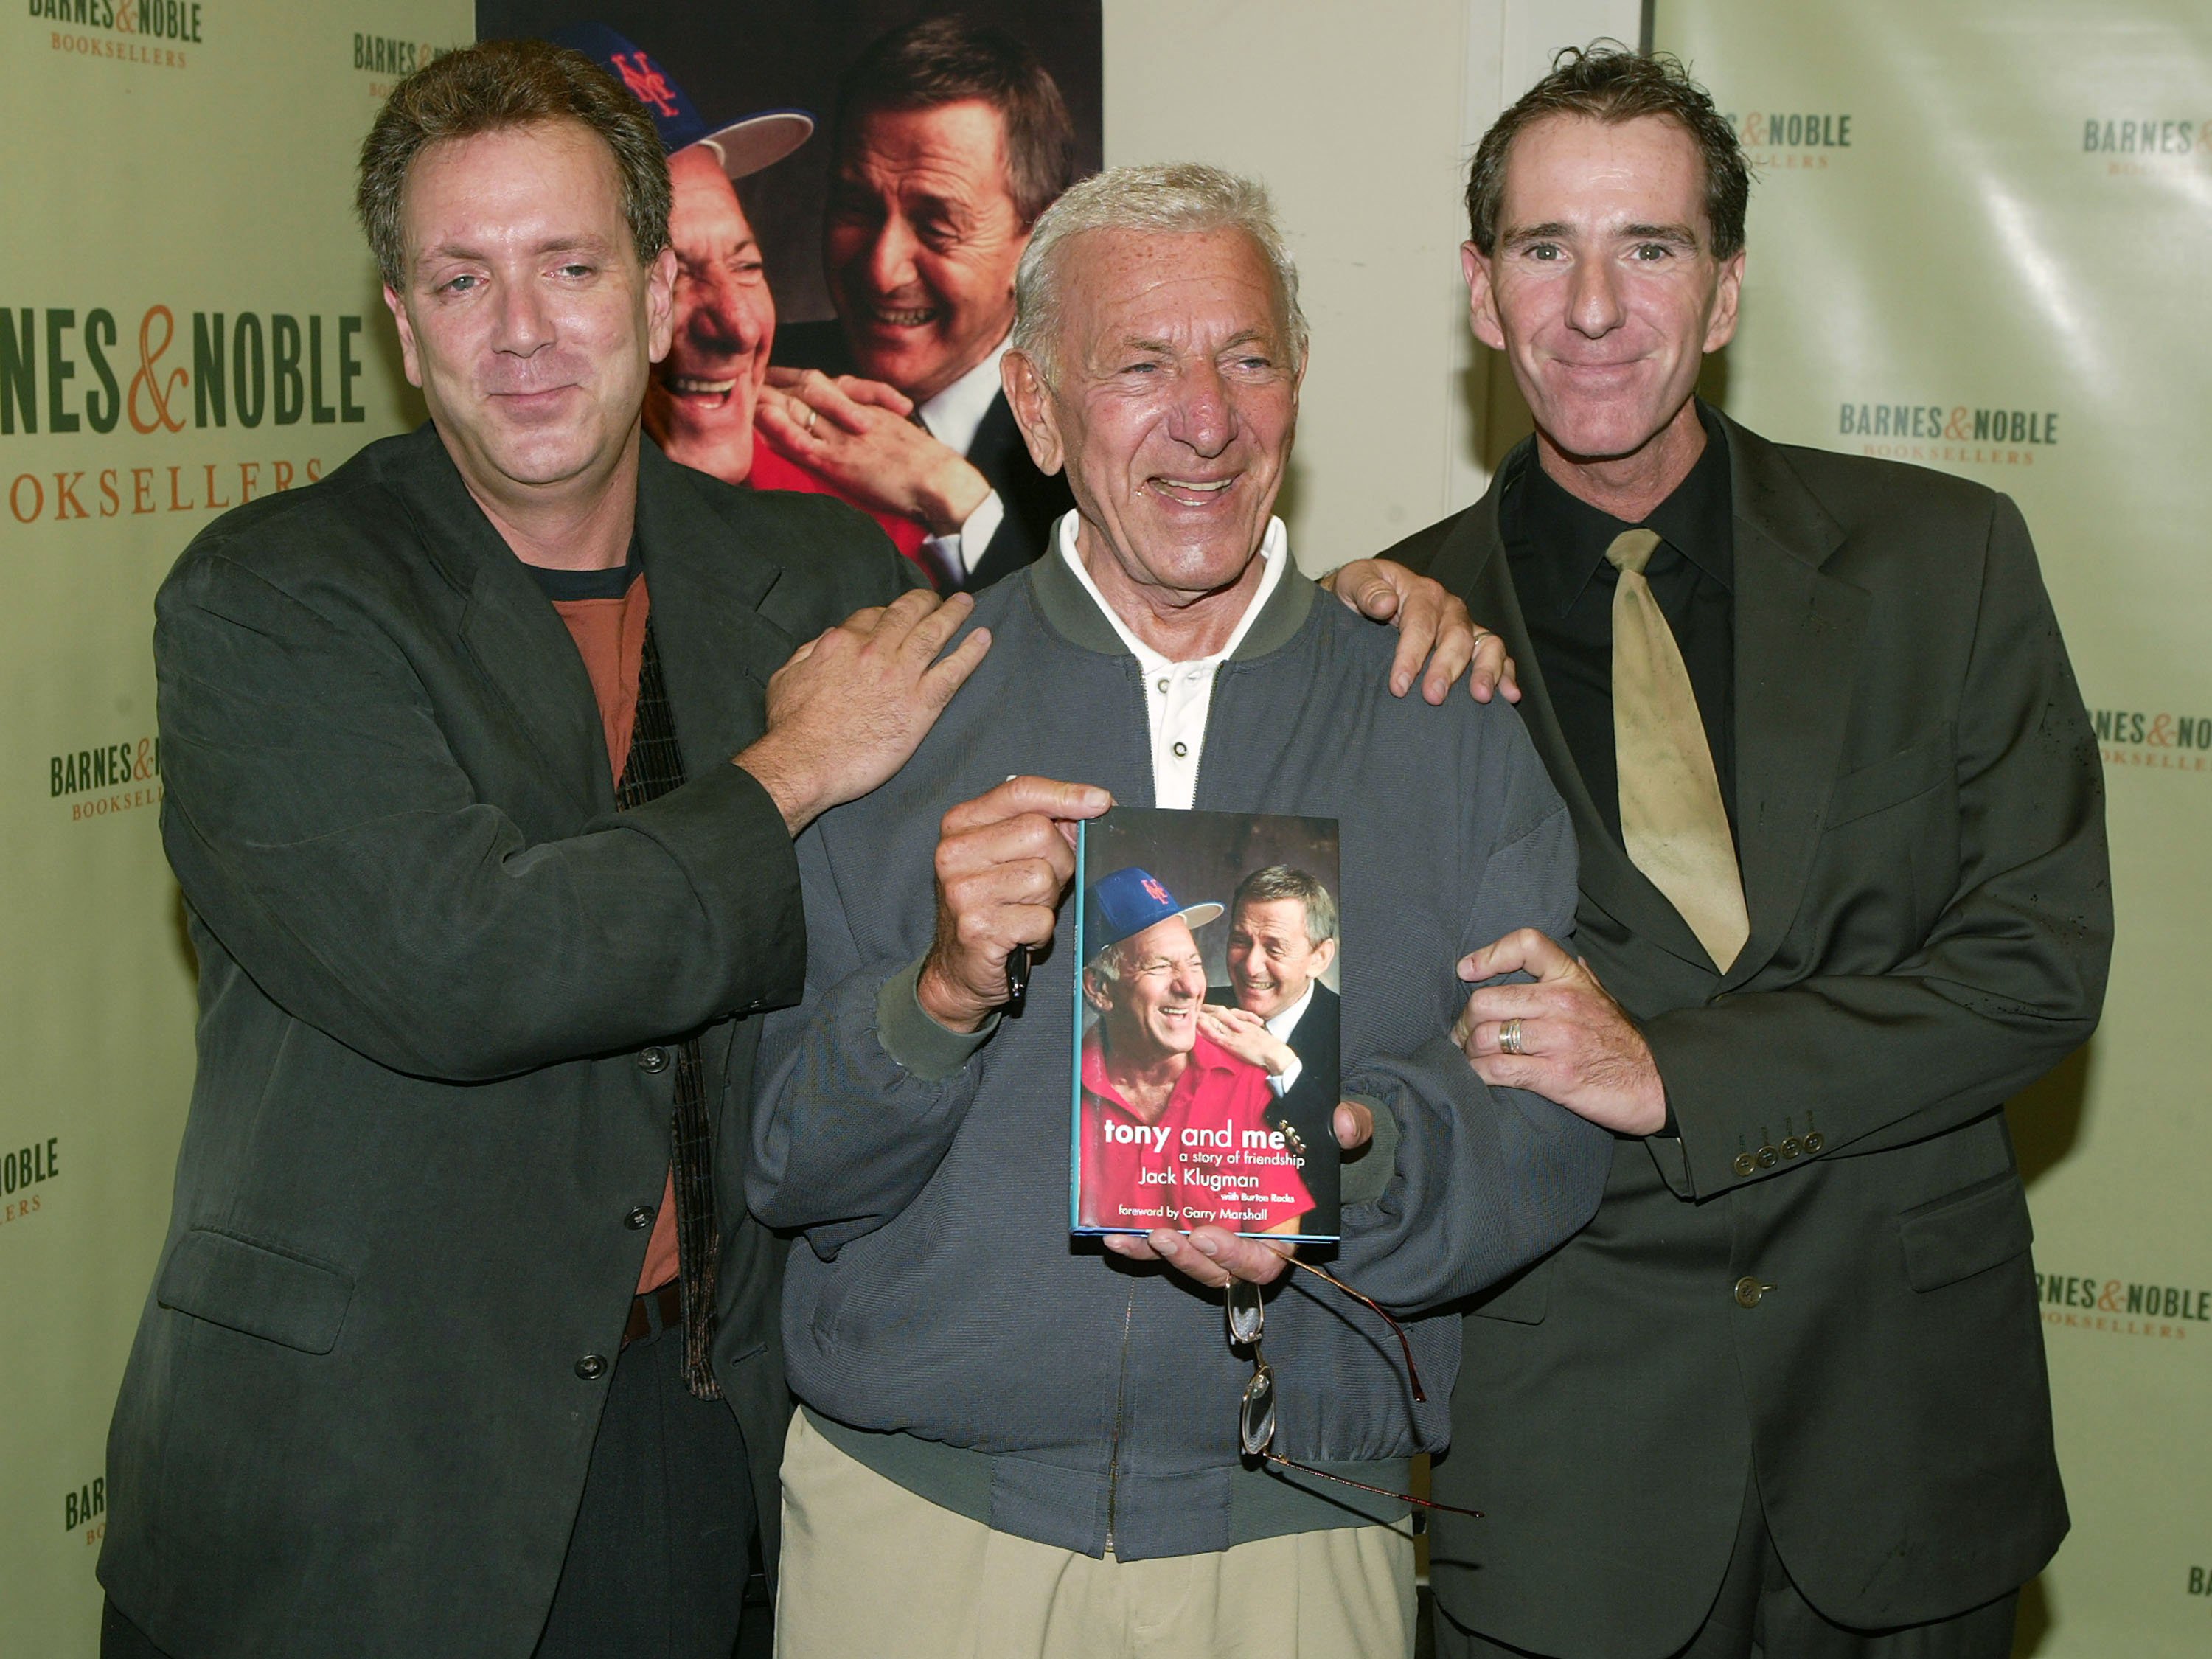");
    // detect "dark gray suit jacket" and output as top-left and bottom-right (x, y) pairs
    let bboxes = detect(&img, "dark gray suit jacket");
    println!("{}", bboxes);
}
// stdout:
(779, 319), (1074, 591)
(1394, 414), (2110, 1657)
(99, 425), (917, 1658)
(1206, 980), (1343, 1223)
